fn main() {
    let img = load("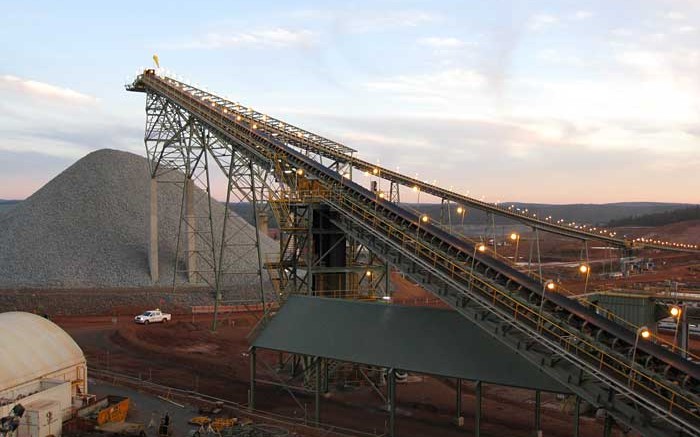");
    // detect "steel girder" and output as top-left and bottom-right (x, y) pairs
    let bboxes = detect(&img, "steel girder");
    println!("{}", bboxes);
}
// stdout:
(326, 201), (689, 437)
(129, 72), (700, 435)
(143, 92), (272, 312)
